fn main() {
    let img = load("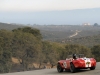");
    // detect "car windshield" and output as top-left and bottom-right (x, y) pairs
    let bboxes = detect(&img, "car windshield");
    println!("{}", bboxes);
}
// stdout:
(67, 54), (84, 59)
(78, 54), (84, 58)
